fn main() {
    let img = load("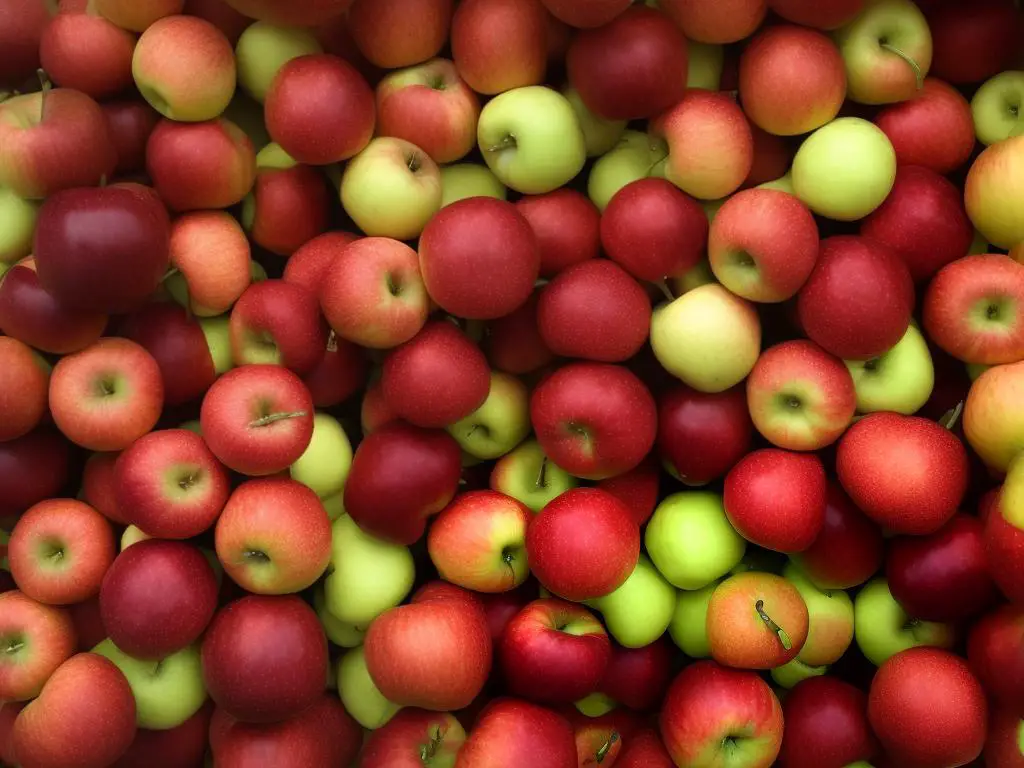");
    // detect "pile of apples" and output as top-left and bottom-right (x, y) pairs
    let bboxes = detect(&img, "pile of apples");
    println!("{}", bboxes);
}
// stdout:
(3, 0), (1024, 765)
